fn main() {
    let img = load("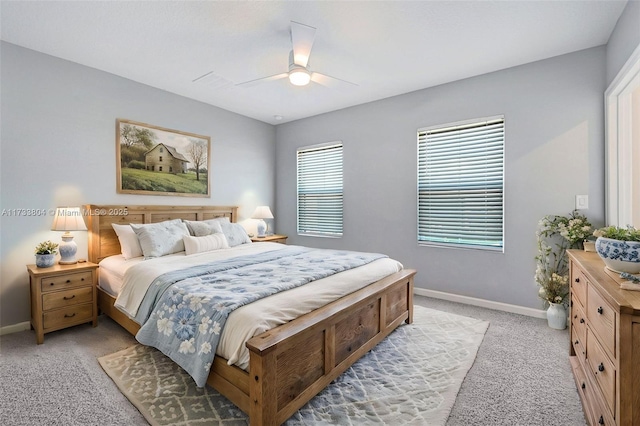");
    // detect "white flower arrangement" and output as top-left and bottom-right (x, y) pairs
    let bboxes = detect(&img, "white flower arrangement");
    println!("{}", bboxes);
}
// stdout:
(535, 210), (592, 304)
